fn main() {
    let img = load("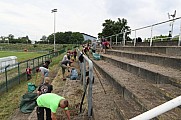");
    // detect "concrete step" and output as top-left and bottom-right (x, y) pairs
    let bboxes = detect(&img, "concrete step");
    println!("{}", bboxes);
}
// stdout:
(101, 54), (181, 89)
(92, 69), (143, 120)
(92, 59), (181, 119)
(153, 84), (181, 101)
(106, 49), (181, 70)
(113, 94), (144, 120)
(112, 46), (181, 56)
